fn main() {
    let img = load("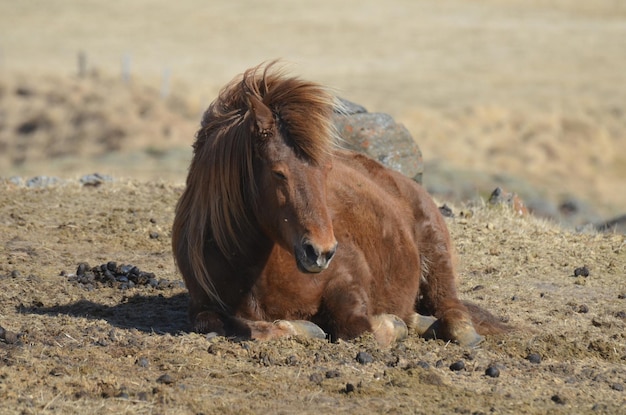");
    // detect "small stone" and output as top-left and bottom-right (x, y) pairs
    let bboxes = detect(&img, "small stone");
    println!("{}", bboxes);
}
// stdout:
(416, 360), (430, 369)
(137, 391), (149, 401)
(449, 360), (465, 371)
(577, 304), (589, 314)
(356, 351), (374, 365)
(116, 391), (129, 399)
(526, 353), (541, 364)
(485, 365), (500, 378)
(325, 370), (340, 378)
(0, 328), (19, 344)
(309, 373), (323, 384)
(136, 357), (149, 368)
(345, 383), (355, 393)
(611, 383), (624, 392)
(156, 373), (174, 385)
(149, 232), (159, 239)
(76, 263), (89, 277)
(106, 261), (117, 272)
(551, 394), (566, 405)
(574, 266), (590, 277)
(439, 204), (454, 218)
